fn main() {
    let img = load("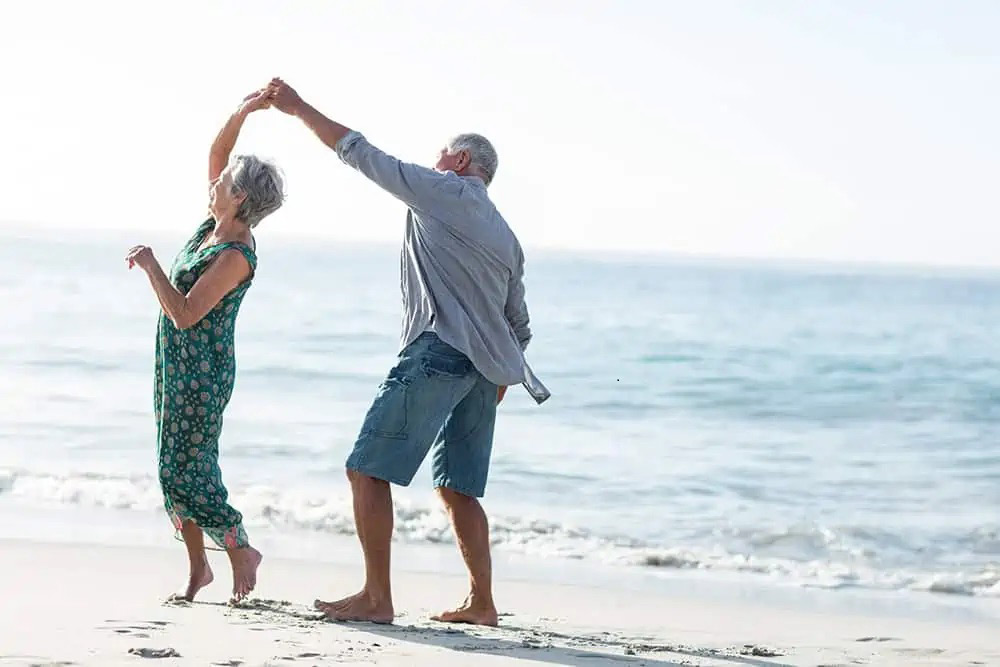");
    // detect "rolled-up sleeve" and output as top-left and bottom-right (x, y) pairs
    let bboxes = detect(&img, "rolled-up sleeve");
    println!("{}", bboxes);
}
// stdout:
(505, 251), (532, 351)
(335, 131), (444, 210)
